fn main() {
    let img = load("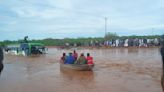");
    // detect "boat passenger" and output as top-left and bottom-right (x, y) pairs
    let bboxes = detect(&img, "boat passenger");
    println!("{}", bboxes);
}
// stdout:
(76, 53), (87, 64)
(65, 53), (75, 64)
(60, 53), (67, 63)
(86, 53), (94, 65)
(73, 50), (78, 61)
(0, 46), (4, 75)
